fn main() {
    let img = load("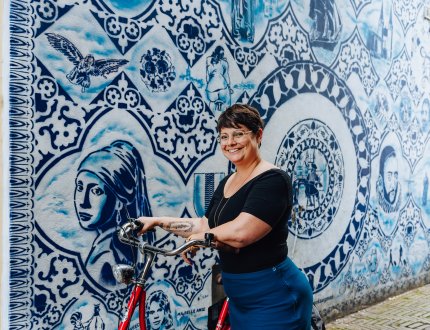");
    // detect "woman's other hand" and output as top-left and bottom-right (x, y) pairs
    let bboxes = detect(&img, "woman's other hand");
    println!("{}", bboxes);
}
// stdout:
(180, 233), (205, 265)
(181, 246), (199, 265)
